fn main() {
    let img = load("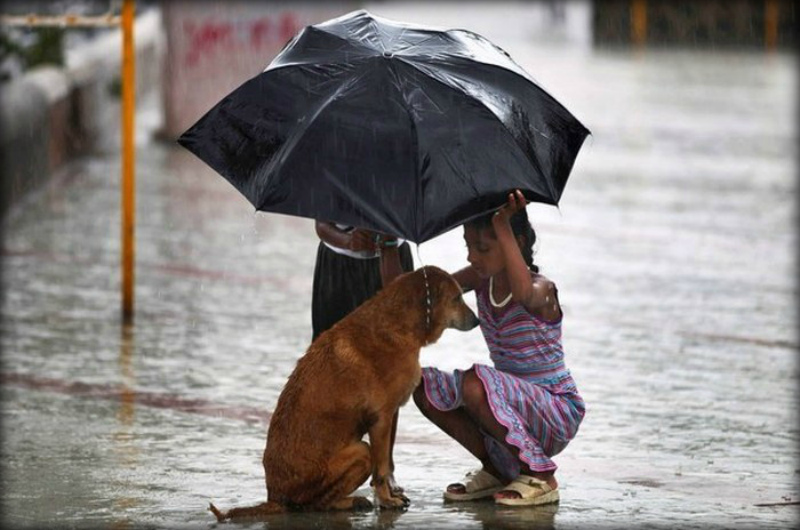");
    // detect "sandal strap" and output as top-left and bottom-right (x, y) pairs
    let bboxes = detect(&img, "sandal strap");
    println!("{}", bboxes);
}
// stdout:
(501, 475), (553, 496)
(452, 468), (502, 493)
